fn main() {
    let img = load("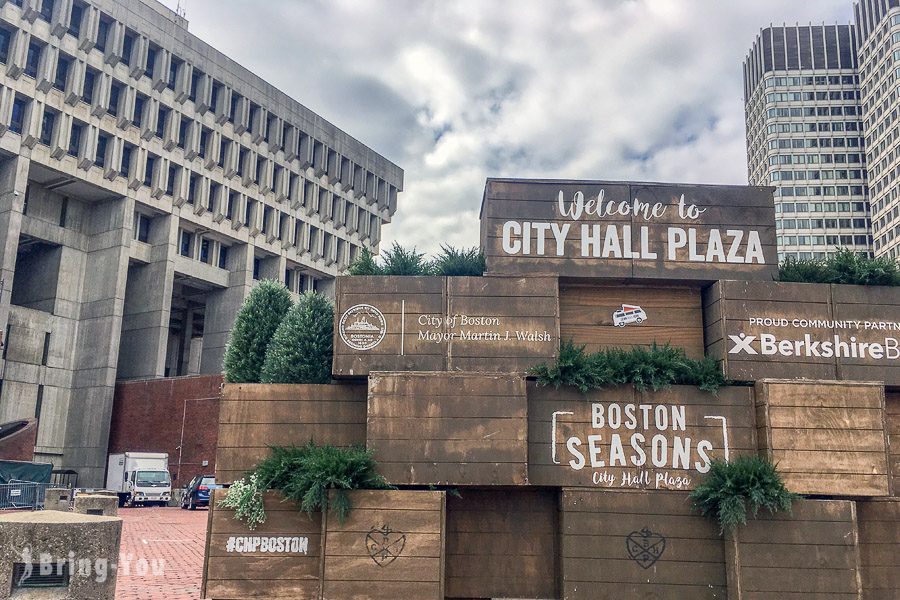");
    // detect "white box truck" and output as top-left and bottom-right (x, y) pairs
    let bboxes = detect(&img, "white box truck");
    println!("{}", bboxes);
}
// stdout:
(106, 452), (172, 507)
